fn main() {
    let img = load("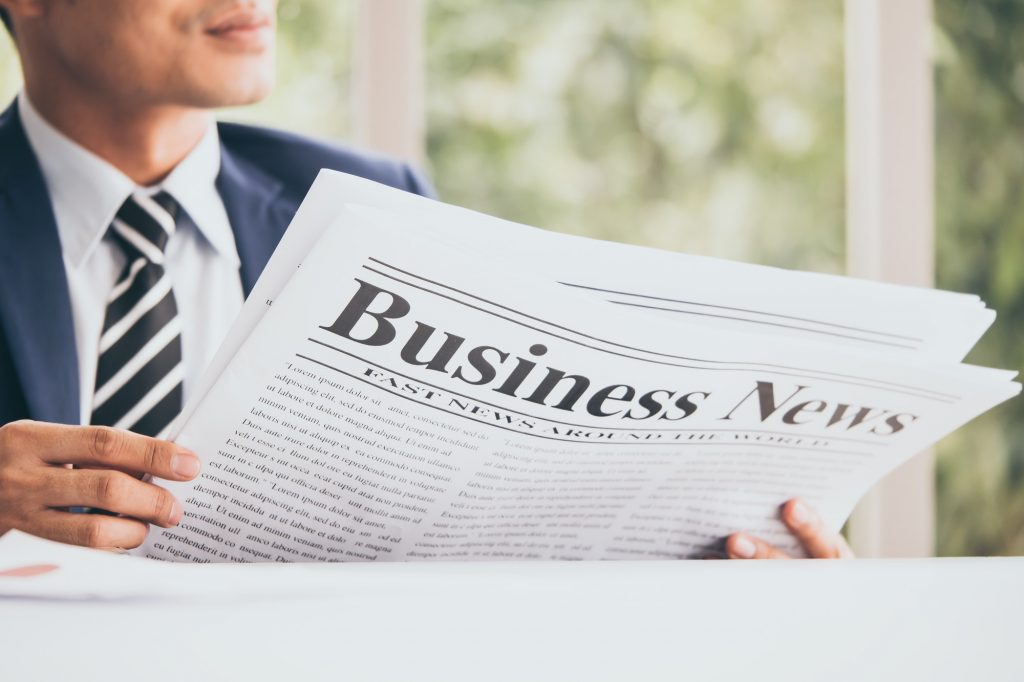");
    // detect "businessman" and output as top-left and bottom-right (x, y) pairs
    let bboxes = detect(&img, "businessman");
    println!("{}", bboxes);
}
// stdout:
(0, 0), (849, 560)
